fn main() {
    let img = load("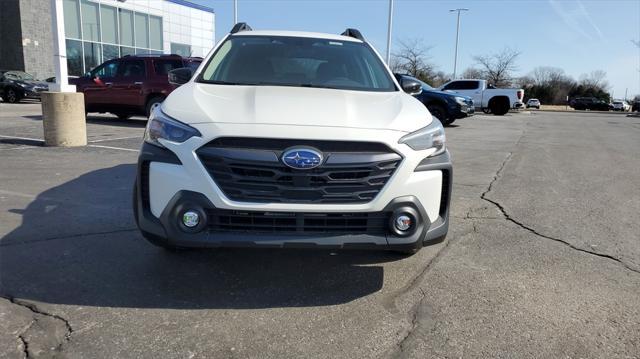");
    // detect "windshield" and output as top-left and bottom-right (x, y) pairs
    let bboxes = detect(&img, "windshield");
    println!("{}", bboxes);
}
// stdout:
(5, 71), (35, 81)
(199, 35), (396, 92)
